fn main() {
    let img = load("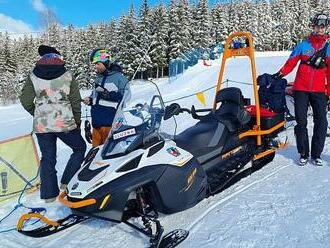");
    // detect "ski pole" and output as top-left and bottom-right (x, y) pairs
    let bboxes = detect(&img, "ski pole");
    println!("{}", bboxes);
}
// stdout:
(0, 156), (33, 187)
